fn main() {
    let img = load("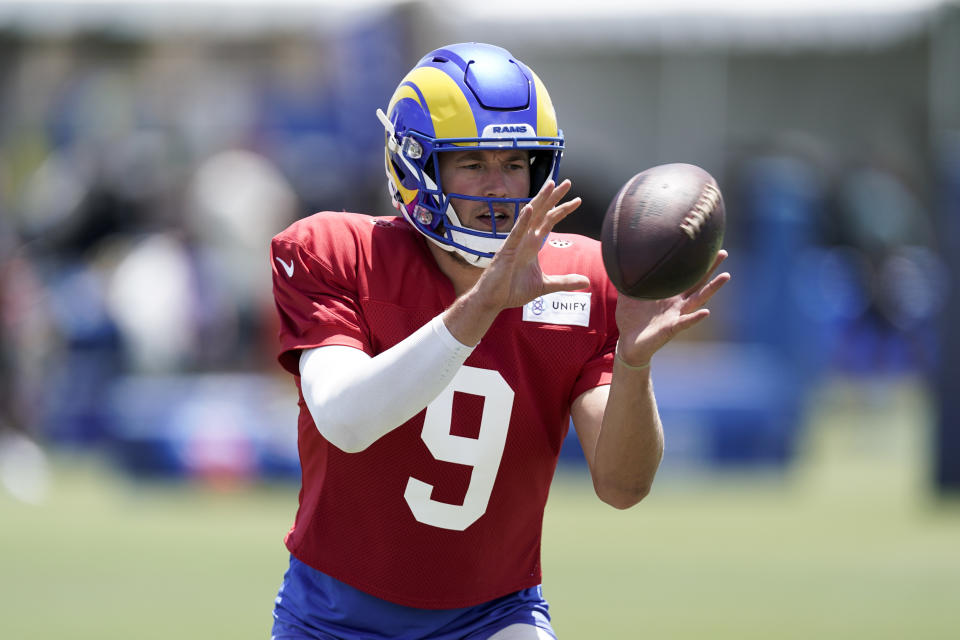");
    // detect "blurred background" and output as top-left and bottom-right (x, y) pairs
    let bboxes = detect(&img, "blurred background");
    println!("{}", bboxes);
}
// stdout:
(1, 1), (959, 638)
